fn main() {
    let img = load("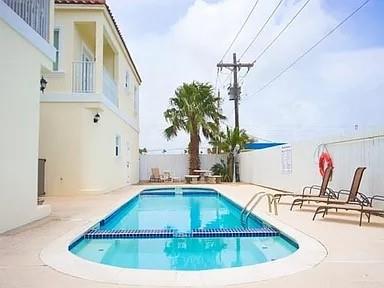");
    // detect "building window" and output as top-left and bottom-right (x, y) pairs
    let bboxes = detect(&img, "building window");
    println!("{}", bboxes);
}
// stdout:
(53, 29), (60, 71)
(125, 71), (130, 90)
(134, 86), (139, 115)
(115, 135), (121, 157)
